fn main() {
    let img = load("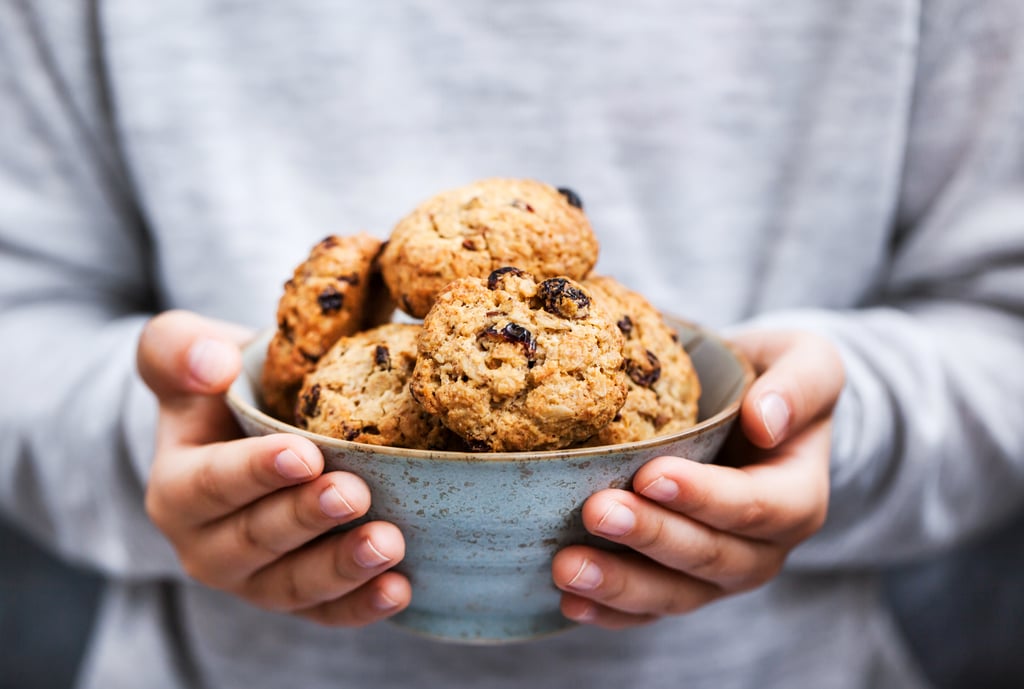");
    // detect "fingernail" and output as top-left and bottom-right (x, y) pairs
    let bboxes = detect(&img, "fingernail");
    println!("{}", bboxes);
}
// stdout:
(373, 589), (401, 611)
(595, 502), (635, 537)
(187, 338), (237, 387)
(758, 392), (791, 445)
(567, 559), (603, 592)
(639, 476), (679, 502)
(319, 486), (355, 519)
(355, 538), (392, 568)
(566, 603), (597, 622)
(275, 449), (313, 480)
